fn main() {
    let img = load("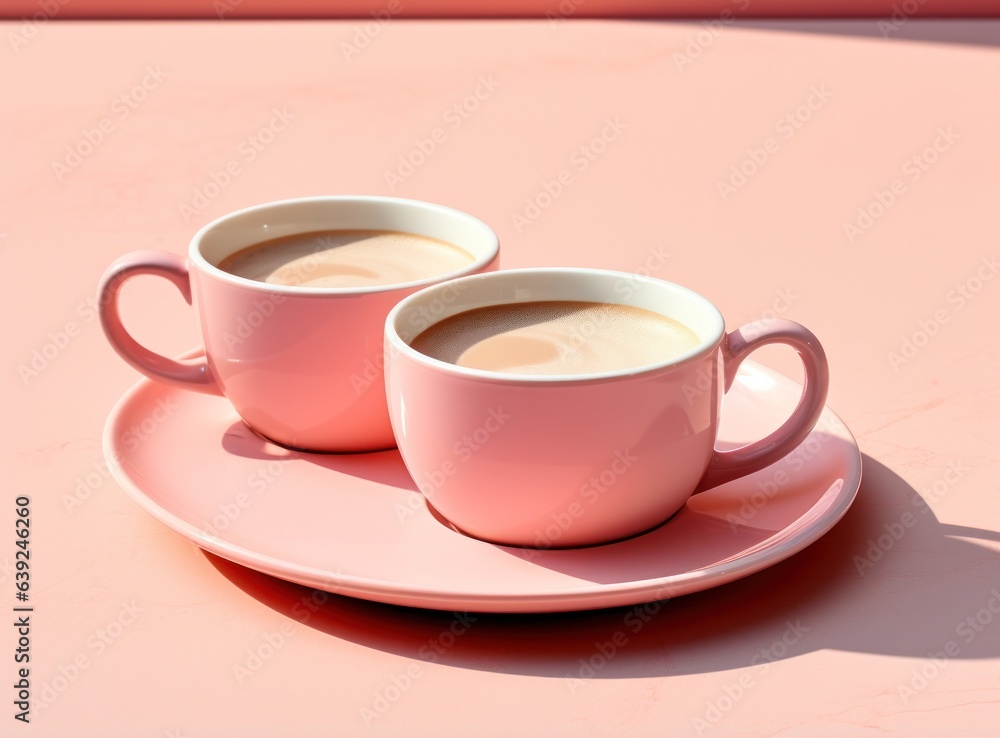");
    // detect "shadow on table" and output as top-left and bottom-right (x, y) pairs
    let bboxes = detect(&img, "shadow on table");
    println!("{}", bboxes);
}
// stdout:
(206, 453), (1000, 679)
(685, 19), (1000, 48)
